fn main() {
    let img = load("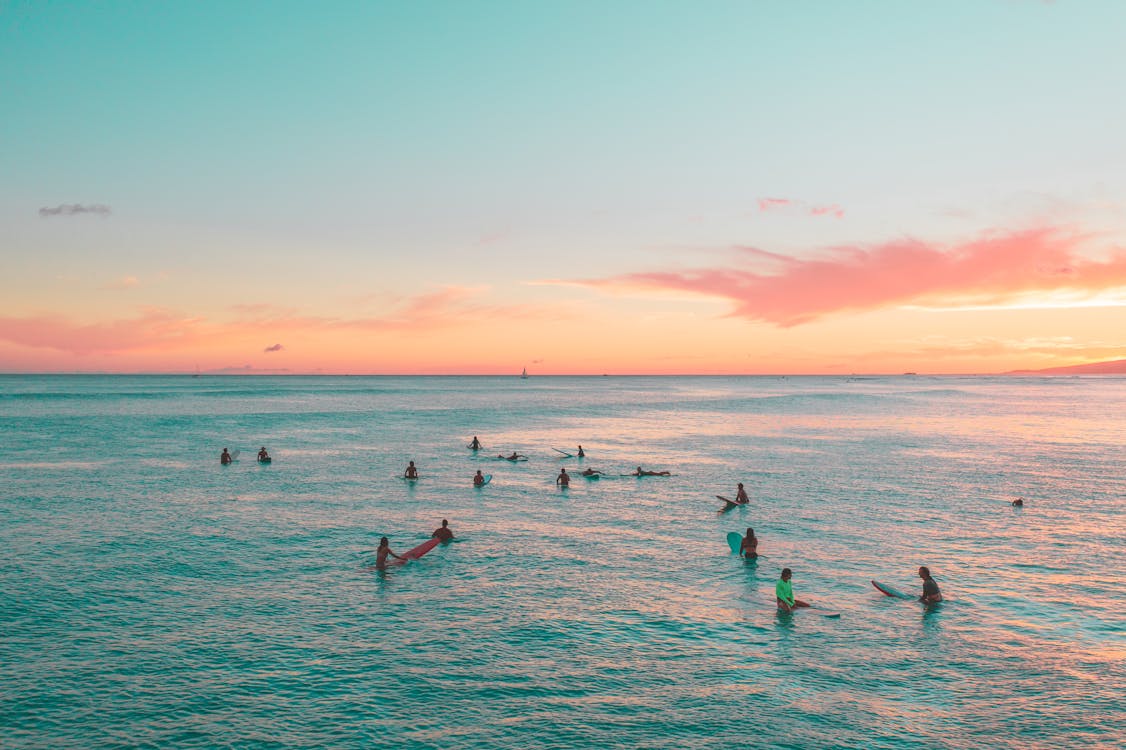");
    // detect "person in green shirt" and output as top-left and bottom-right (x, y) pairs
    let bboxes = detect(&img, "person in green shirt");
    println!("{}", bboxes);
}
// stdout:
(775, 568), (810, 612)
